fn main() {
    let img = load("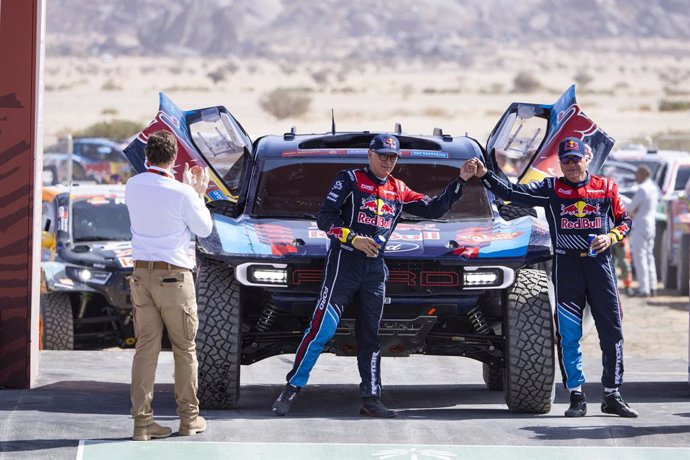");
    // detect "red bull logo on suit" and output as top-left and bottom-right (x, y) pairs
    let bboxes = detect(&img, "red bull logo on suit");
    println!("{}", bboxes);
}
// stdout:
(358, 198), (396, 228)
(560, 200), (601, 229)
